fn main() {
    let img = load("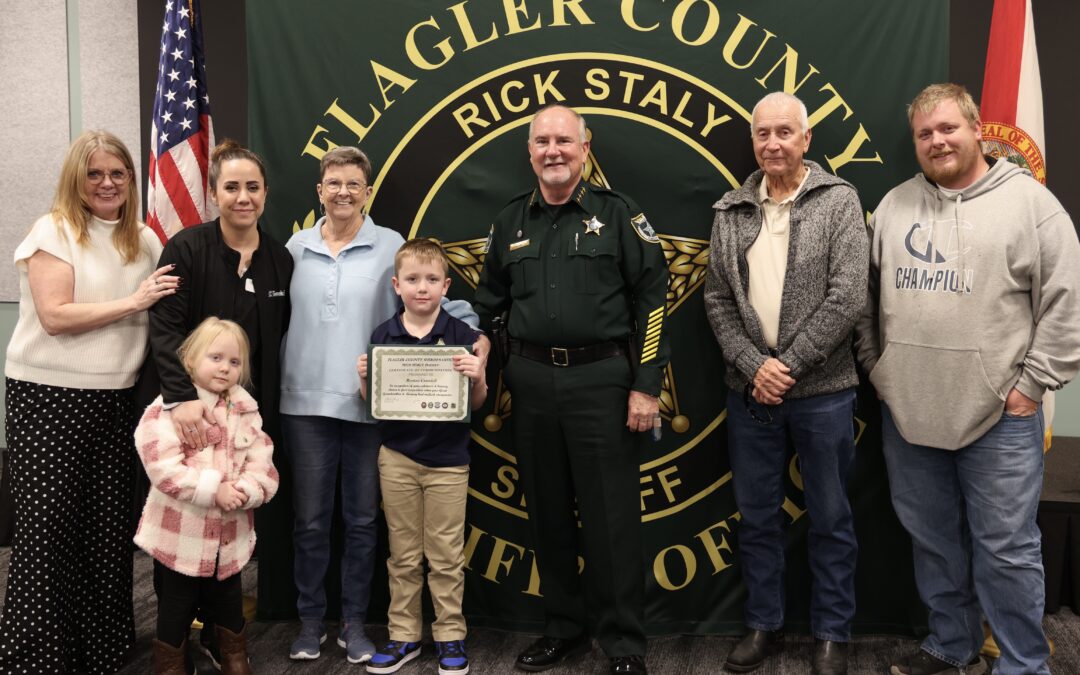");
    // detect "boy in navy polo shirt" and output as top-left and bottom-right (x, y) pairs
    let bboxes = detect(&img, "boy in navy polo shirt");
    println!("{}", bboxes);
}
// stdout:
(358, 239), (486, 675)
